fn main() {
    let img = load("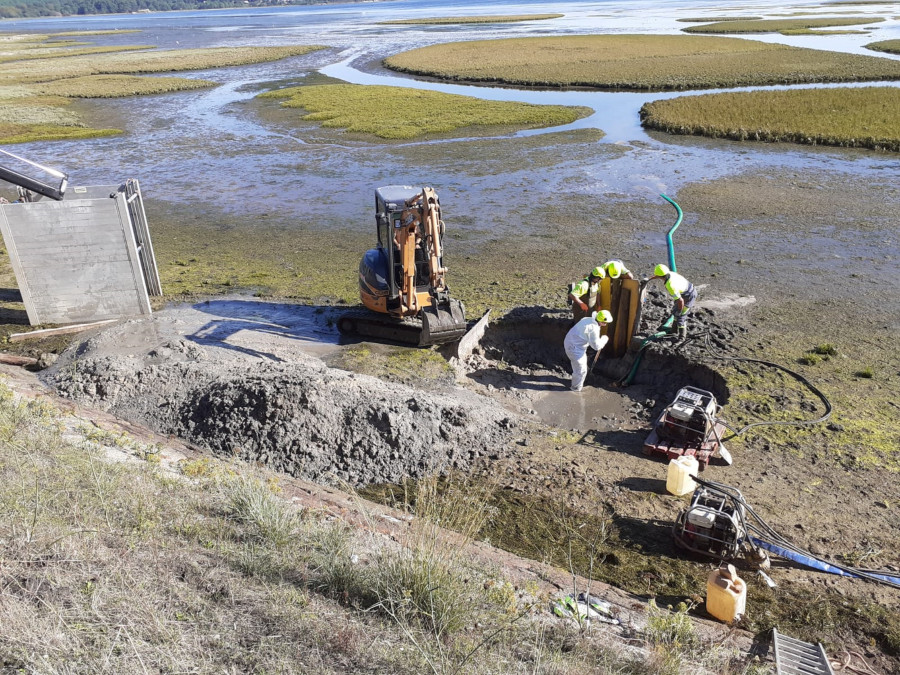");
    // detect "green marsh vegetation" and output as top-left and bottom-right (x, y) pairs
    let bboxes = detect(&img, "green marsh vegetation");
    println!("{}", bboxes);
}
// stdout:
(0, 33), (324, 143)
(258, 83), (590, 140)
(866, 39), (900, 54)
(36, 74), (217, 97)
(378, 13), (563, 24)
(383, 35), (900, 90)
(681, 16), (884, 34)
(640, 87), (900, 152)
(676, 16), (762, 22)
